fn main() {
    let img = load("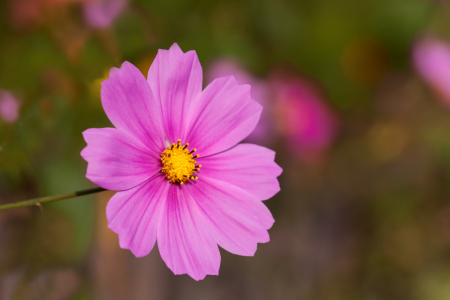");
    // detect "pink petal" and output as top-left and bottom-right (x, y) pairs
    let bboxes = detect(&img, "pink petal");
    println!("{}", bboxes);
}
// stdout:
(101, 61), (166, 153)
(81, 128), (161, 191)
(413, 38), (450, 105)
(0, 91), (20, 123)
(205, 58), (274, 145)
(147, 43), (203, 144)
(187, 177), (274, 256)
(198, 143), (282, 201)
(107, 174), (169, 257)
(186, 76), (262, 157)
(157, 184), (220, 281)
